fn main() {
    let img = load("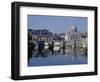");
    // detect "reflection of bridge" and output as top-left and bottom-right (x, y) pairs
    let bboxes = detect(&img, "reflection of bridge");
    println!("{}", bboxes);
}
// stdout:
(28, 40), (87, 61)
